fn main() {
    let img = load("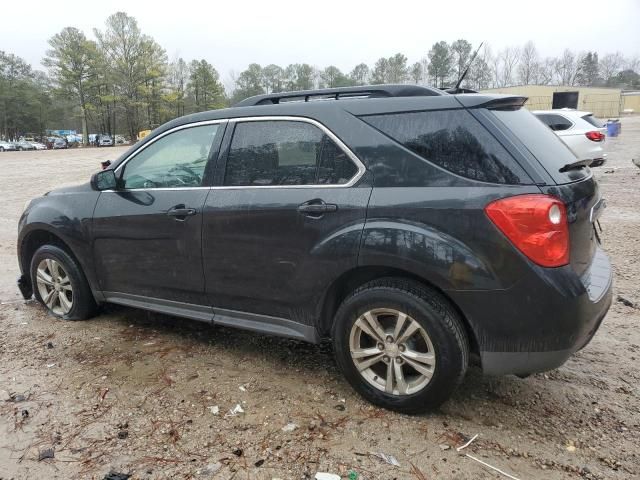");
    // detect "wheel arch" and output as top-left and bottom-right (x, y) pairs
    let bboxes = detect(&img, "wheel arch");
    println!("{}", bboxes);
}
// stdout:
(19, 227), (100, 302)
(316, 265), (480, 356)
